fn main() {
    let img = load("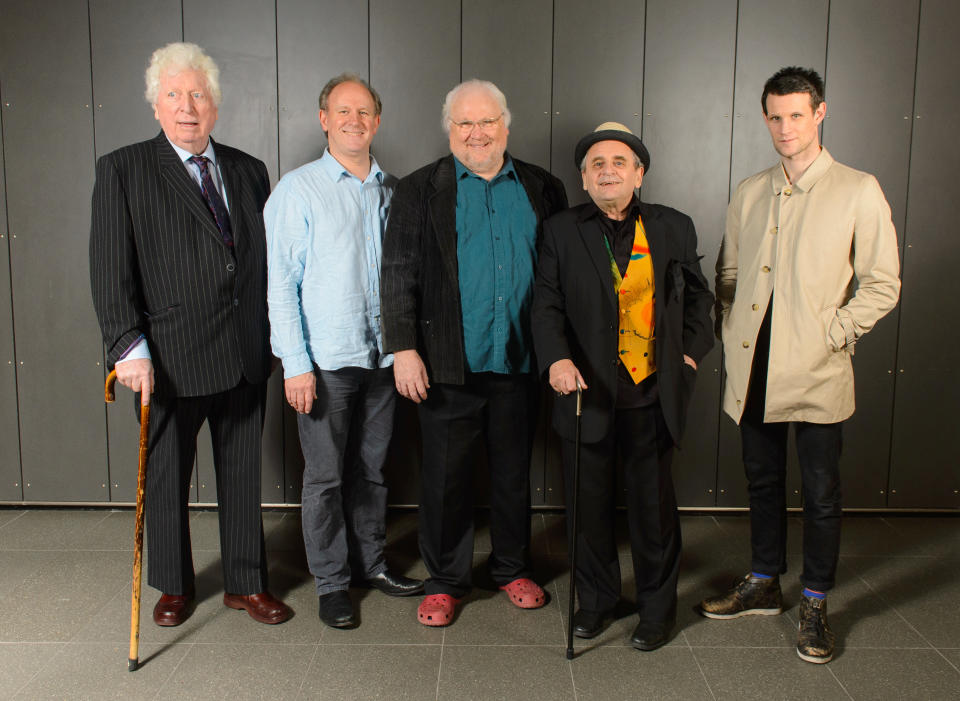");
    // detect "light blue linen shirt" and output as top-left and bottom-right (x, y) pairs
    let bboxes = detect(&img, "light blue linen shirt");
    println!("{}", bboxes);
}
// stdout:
(118, 137), (226, 364)
(265, 149), (395, 377)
